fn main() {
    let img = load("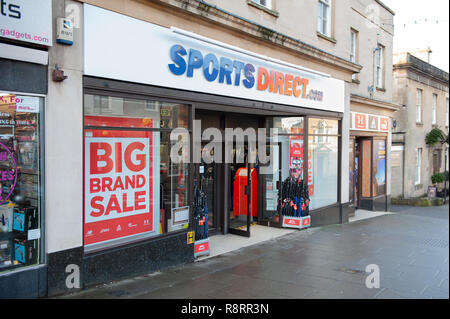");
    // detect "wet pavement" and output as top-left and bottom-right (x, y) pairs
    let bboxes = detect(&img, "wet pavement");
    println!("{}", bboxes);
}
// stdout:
(60, 205), (449, 299)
